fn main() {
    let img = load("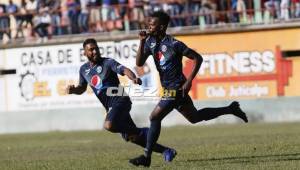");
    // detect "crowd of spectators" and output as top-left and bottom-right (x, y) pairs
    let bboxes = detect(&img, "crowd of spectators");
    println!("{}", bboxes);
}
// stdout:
(0, 0), (300, 43)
